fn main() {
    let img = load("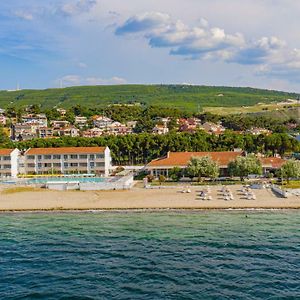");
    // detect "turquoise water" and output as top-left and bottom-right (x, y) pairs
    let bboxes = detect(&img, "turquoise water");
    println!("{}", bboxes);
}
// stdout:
(28, 177), (106, 184)
(0, 211), (299, 299)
